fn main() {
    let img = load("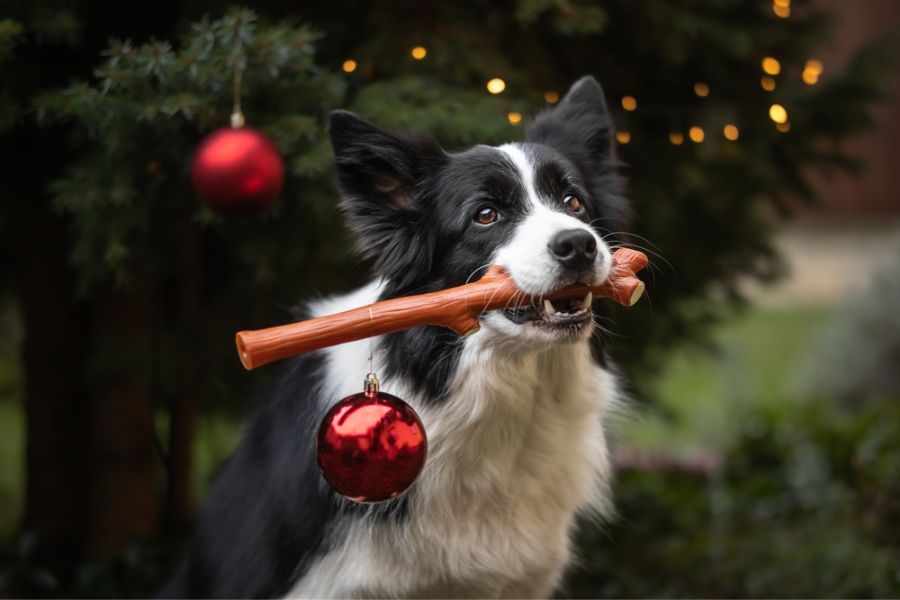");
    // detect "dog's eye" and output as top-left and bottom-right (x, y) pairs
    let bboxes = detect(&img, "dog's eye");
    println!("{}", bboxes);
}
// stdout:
(563, 195), (583, 213)
(474, 204), (499, 225)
